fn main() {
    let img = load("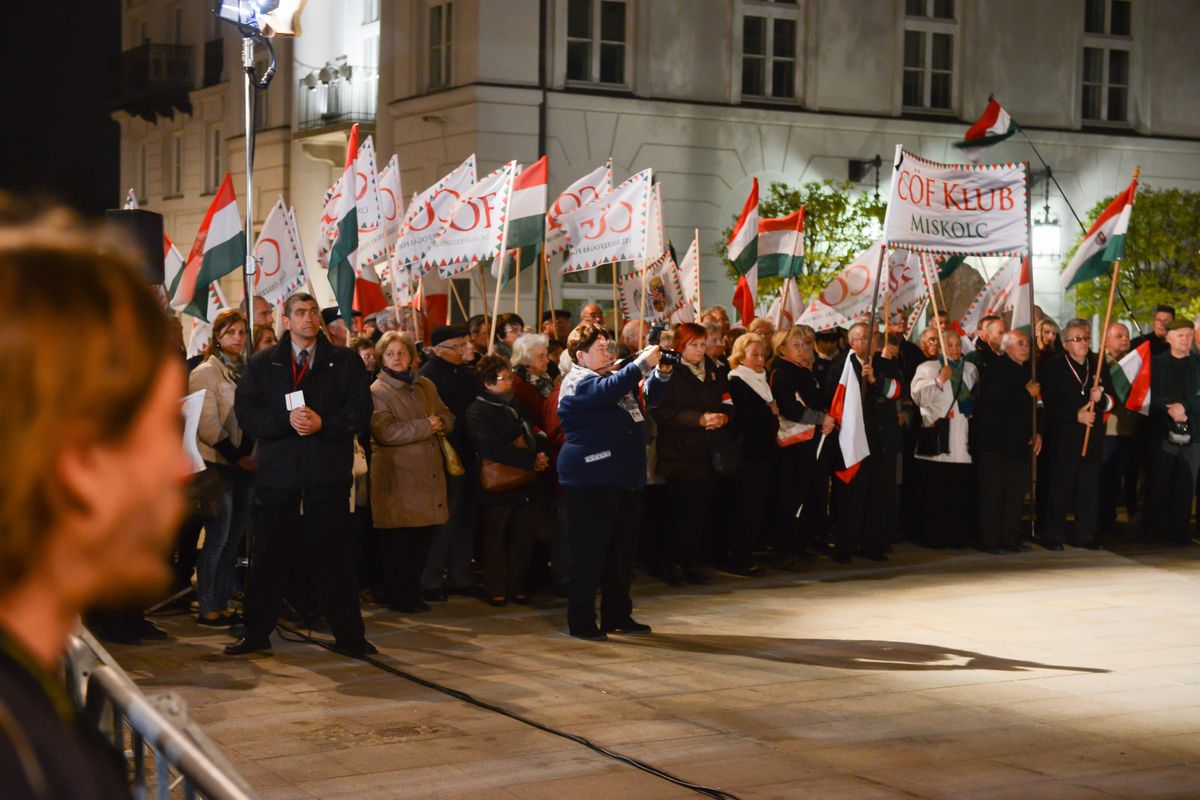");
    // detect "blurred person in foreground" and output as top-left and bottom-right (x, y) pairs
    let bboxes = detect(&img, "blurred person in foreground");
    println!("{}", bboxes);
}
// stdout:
(0, 215), (189, 798)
